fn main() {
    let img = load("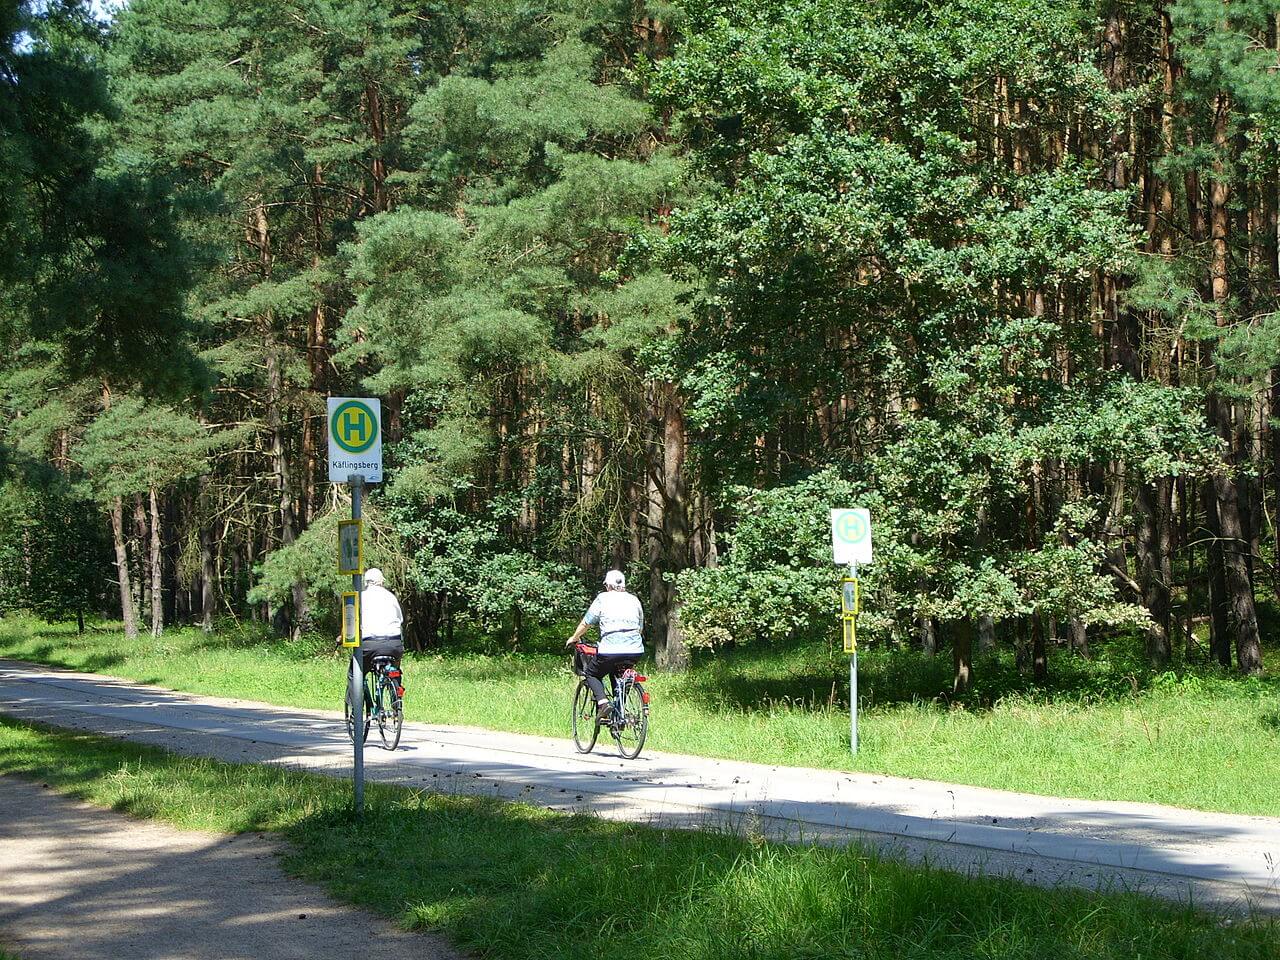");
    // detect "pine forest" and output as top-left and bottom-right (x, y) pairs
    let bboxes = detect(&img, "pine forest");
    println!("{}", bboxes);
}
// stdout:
(5, 0), (1280, 693)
